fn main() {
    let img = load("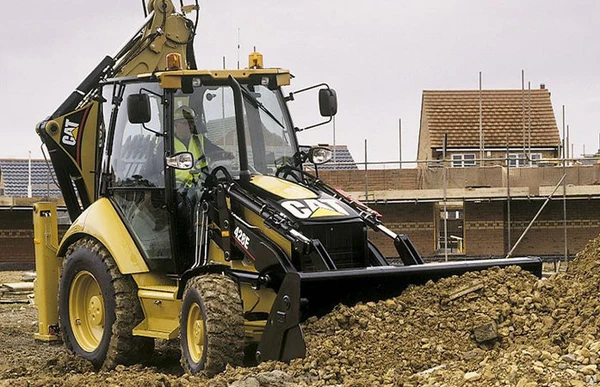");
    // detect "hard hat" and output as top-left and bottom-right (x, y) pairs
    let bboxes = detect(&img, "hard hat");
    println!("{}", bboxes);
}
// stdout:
(174, 106), (196, 121)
